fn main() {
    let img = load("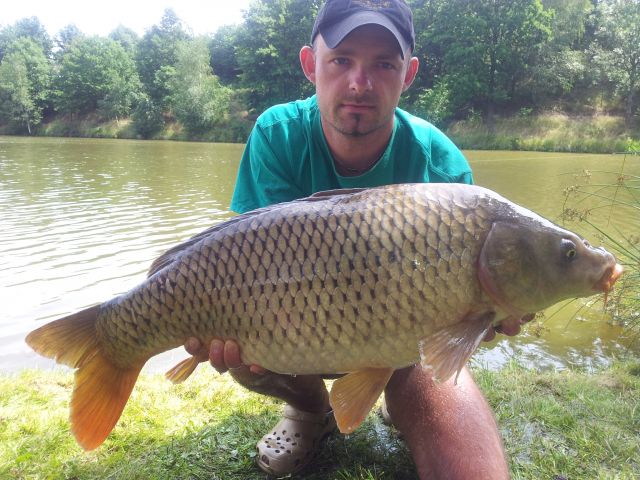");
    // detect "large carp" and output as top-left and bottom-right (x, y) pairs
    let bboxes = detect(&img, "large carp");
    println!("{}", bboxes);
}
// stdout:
(27, 183), (622, 450)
